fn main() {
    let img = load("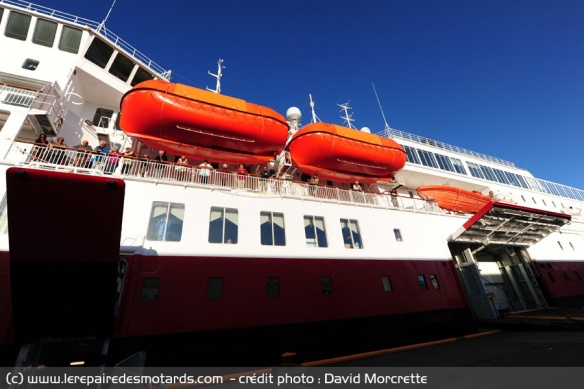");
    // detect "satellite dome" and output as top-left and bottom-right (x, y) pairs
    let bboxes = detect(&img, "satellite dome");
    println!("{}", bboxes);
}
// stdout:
(360, 127), (371, 133)
(286, 107), (302, 121)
